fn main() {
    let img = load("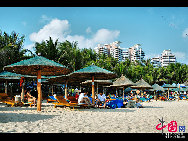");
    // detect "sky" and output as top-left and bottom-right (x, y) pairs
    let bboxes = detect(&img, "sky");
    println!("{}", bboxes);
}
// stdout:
(0, 7), (188, 64)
